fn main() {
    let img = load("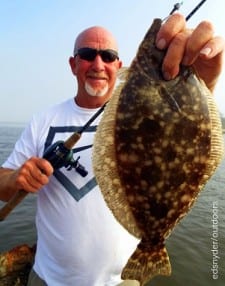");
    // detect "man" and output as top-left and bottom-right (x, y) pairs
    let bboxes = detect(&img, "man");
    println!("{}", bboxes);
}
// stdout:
(0, 13), (224, 286)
